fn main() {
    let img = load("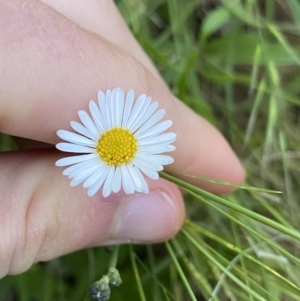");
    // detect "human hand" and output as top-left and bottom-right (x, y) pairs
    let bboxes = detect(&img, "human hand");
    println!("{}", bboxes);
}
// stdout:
(0, 0), (245, 278)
